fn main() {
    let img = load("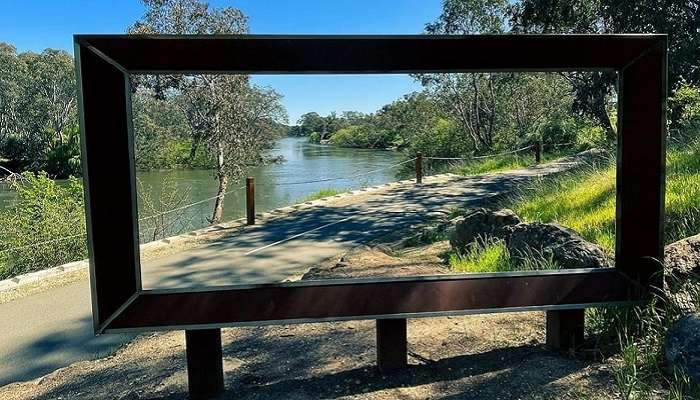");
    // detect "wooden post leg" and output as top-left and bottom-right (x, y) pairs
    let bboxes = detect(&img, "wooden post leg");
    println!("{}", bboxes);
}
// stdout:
(246, 177), (255, 225)
(546, 309), (585, 351)
(534, 141), (542, 164)
(415, 152), (422, 184)
(376, 319), (407, 372)
(186, 329), (224, 399)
